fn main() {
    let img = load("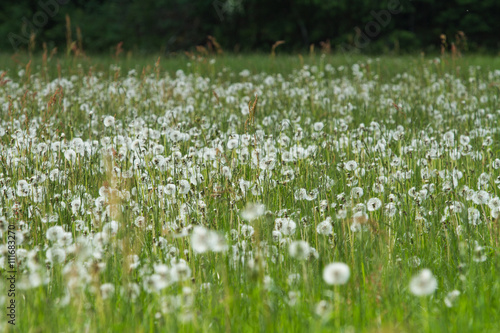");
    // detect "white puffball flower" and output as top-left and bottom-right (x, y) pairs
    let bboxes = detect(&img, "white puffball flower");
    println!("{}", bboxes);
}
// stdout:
(46, 247), (66, 264)
(444, 290), (460, 308)
(275, 218), (297, 236)
(344, 160), (358, 171)
(289, 240), (310, 260)
(191, 226), (227, 254)
(409, 269), (437, 296)
(367, 197), (382, 211)
(64, 149), (77, 163)
(178, 180), (190, 195)
(240, 202), (265, 222)
(170, 261), (191, 282)
(323, 262), (350, 285)
(16, 180), (30, 197)
(46, 226), (65, 242)
(473, 242), (487, 262)
(316, 218), (333, 235)
(313, 122), (324, 131)
(315, 300), (332, 318)
(103, 116), (115, 127)
(100, 283), (115, 299)
(191, 226), (211, 253)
